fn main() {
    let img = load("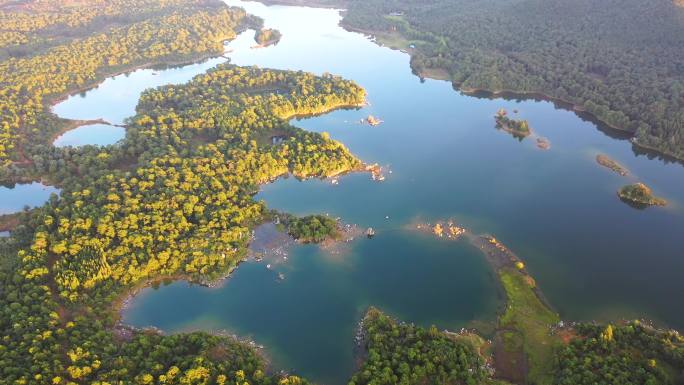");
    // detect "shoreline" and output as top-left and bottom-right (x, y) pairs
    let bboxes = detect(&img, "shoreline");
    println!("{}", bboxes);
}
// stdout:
(112, 216), (366, 367)
(0, 212), (21, 232)
(332, 18), (684, 163)
(49, 118), (113, 144)
(6, 26), (251, 177)
(405, 220), (556, 315)
(464, 232), (557, 313)
(406, 219), (559, 382)
(249, 0), (684, 162)
(113, 179), (370, 324)
(46, 46), (237, 111)
(113, 256), (246, 325)
(256, 0), (344, 9)
(285, 101), (366, 122)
